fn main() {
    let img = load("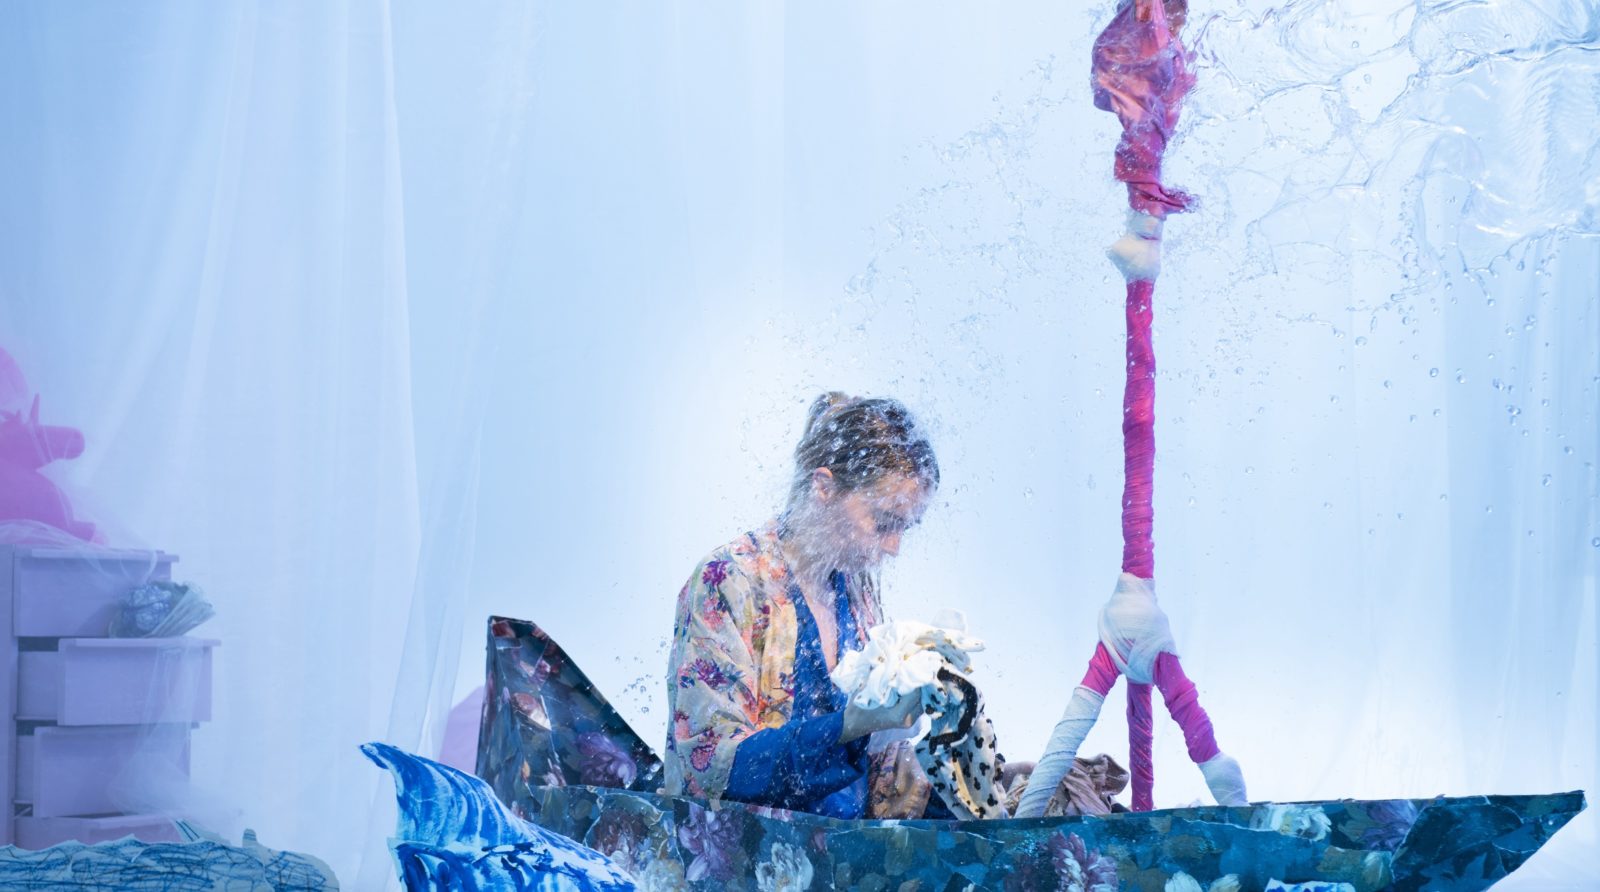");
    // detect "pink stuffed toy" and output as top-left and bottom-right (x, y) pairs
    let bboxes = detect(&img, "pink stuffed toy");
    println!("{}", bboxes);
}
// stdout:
(0, 346), (97, 543)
